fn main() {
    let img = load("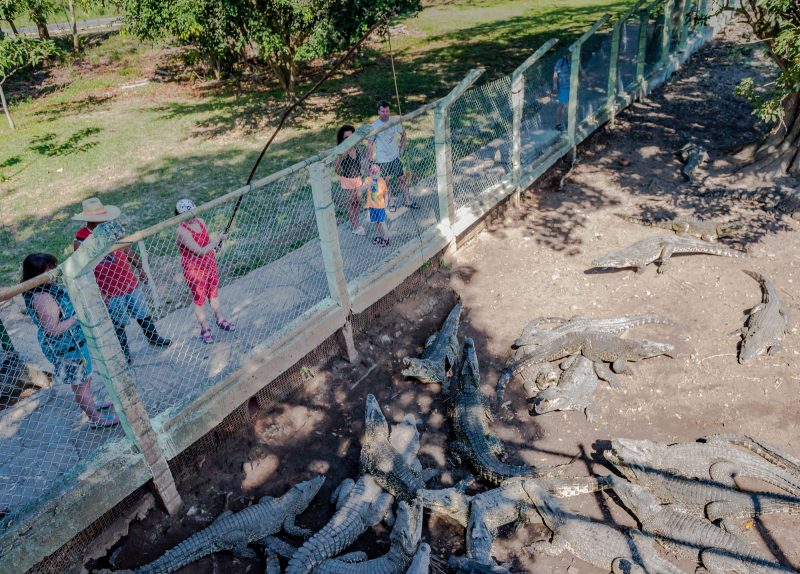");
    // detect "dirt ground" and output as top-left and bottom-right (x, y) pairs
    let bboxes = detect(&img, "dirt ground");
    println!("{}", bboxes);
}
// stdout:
(87, 20), (800, 574)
